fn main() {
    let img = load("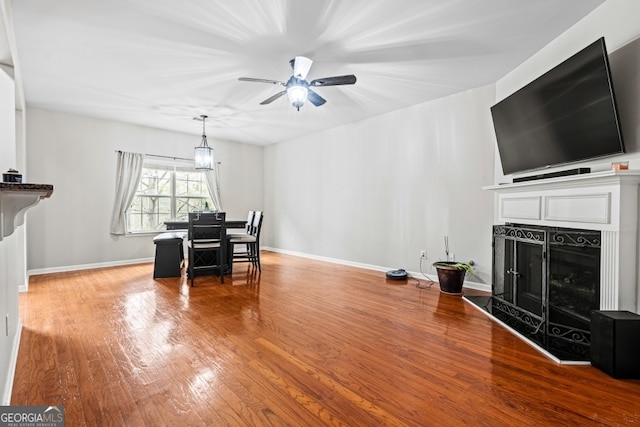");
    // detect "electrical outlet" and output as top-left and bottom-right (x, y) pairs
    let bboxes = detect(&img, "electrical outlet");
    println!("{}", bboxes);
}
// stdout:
(420, 250), (427, 259)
